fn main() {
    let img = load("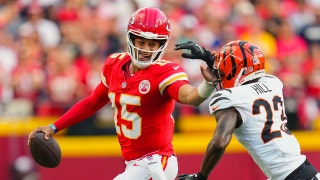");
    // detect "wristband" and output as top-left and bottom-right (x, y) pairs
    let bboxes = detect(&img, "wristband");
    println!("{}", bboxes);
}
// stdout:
(197, 80), (214, 98)
(49, 124), (58, 134)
